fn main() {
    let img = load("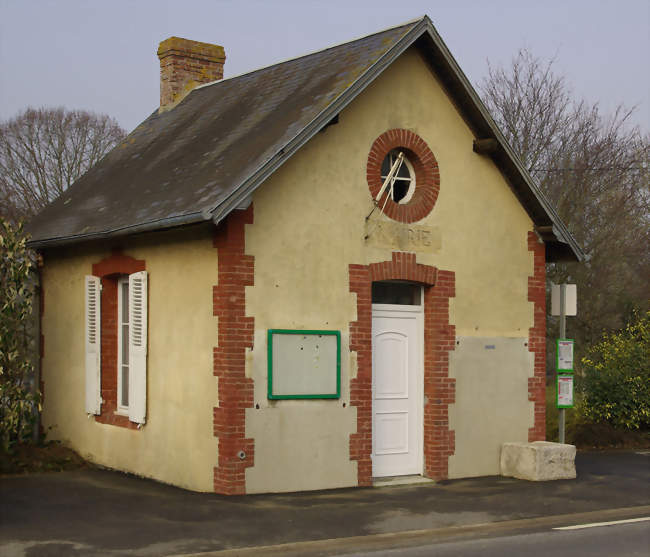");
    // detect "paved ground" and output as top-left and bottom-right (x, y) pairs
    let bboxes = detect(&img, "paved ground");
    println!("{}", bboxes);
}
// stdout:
(1, 451), (649, 556)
